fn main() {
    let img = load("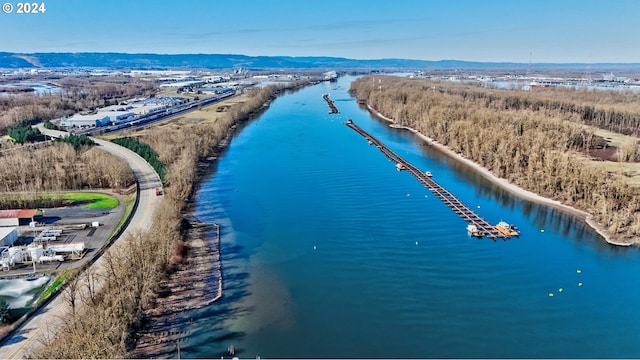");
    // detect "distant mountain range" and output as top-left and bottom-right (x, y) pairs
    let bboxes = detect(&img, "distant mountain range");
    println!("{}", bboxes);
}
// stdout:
(1, 52), (639, 70)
